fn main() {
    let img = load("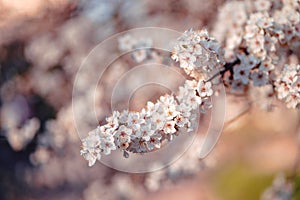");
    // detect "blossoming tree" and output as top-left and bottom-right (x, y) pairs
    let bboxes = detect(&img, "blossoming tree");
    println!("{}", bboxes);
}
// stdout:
(80, 0), (300, 169)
